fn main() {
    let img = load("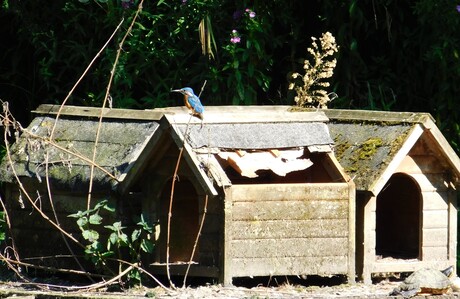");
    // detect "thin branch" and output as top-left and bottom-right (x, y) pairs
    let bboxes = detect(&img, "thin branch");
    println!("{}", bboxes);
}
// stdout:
(49, 17), (125, 139)
(183, 194), (208, 287)
(2, 257), (109, 279)
(2, 112), (84, 248)
(44, 152), (95, 283)
(87, 0), (144, 210)
(21, 129), (119, 182)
